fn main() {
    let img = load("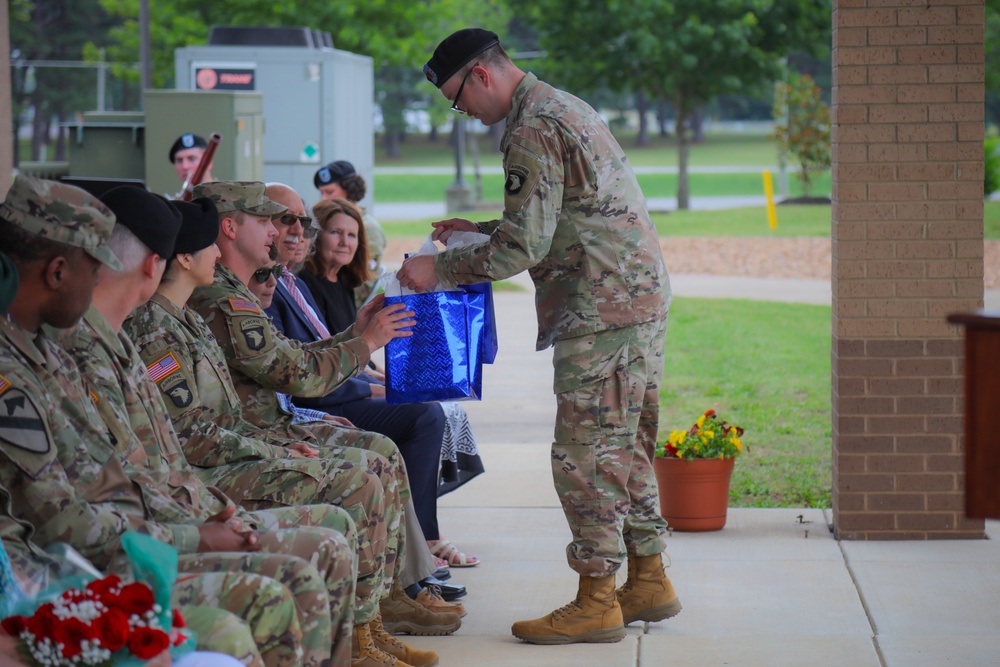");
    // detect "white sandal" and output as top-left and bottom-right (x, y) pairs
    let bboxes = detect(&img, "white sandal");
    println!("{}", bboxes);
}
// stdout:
(428, 538), (480, 567)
